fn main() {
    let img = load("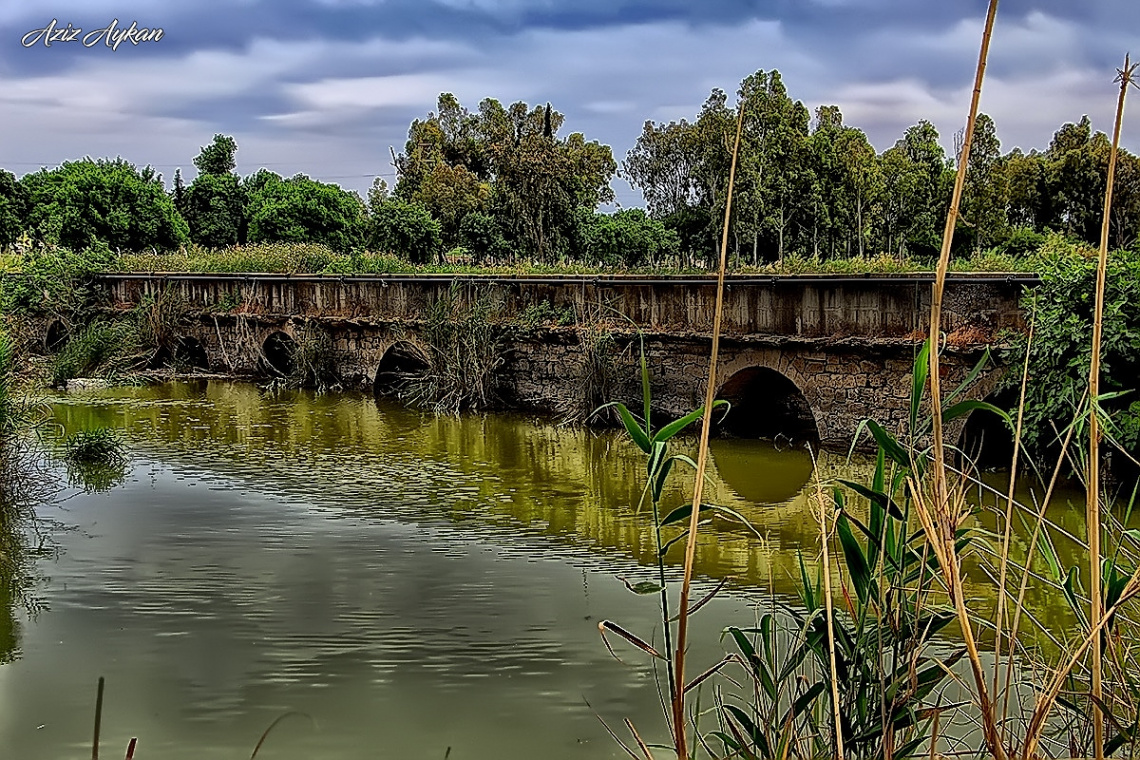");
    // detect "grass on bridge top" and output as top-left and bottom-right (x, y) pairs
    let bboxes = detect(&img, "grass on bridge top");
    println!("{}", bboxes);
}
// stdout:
(0, 240), (1055, 277)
